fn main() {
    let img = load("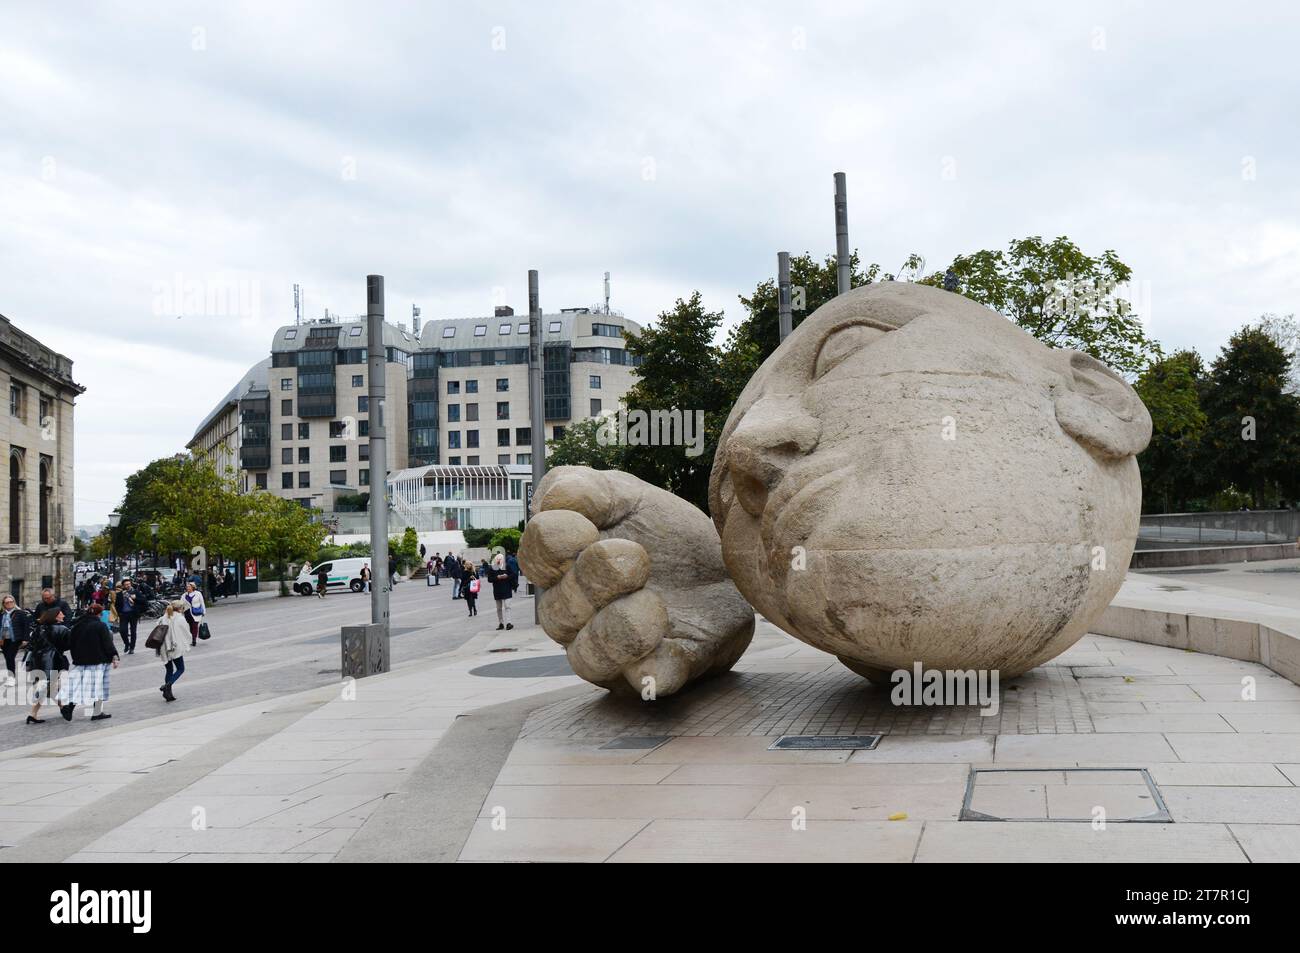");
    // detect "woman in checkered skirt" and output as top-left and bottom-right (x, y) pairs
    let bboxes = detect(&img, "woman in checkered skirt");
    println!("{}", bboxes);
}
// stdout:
(57, 607), (119, 722)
